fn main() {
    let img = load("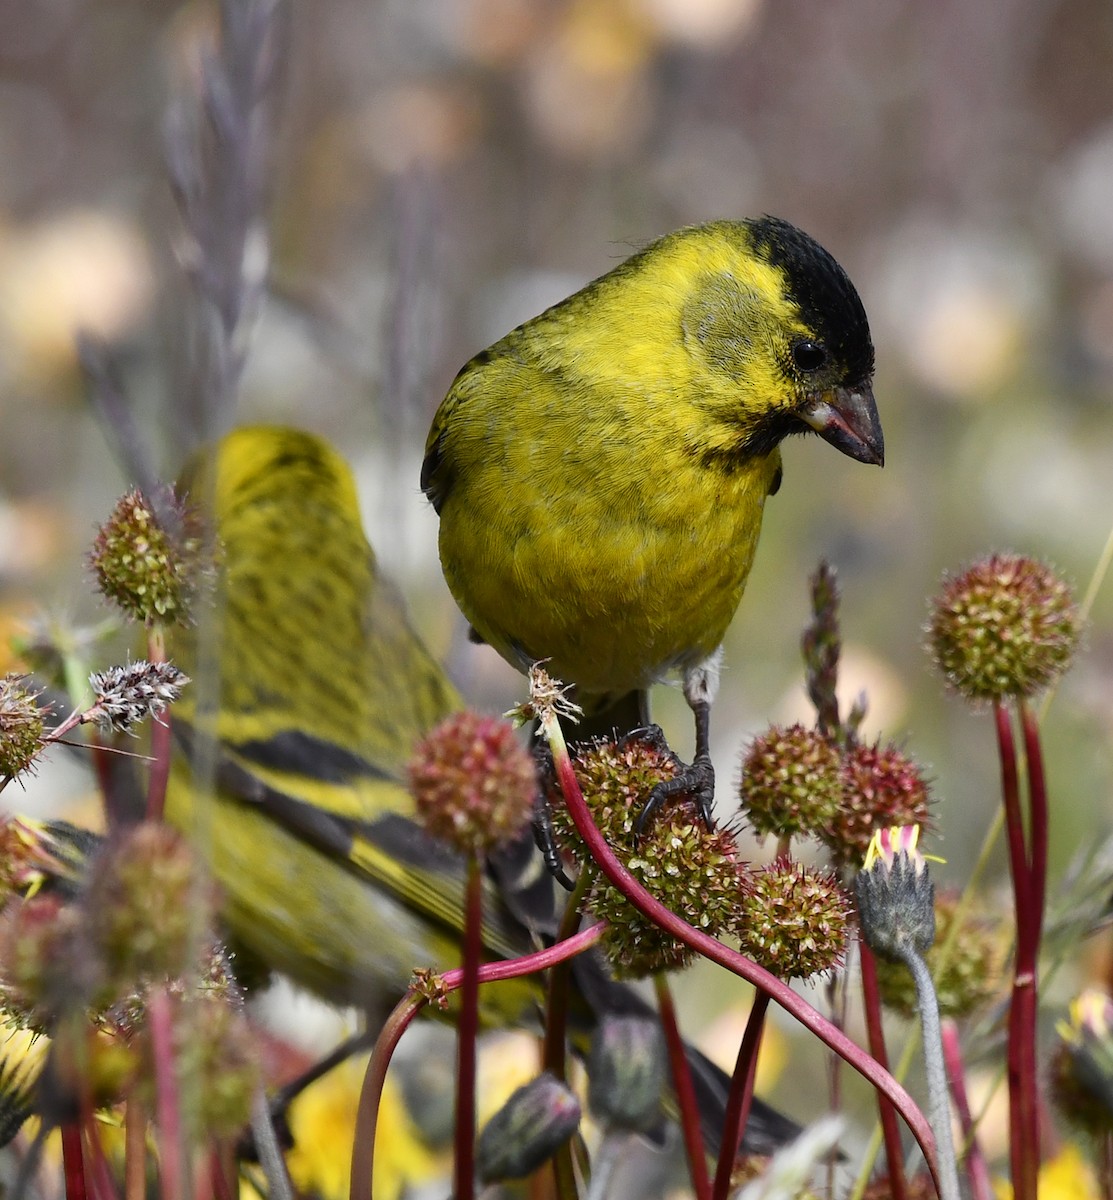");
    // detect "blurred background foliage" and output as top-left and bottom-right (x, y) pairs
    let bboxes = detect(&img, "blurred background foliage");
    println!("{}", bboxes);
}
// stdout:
(1, 0), (1112, 1152)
